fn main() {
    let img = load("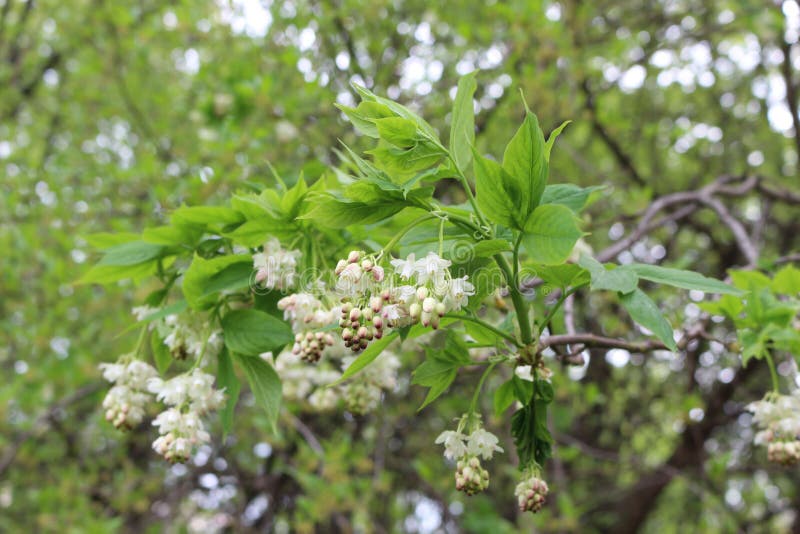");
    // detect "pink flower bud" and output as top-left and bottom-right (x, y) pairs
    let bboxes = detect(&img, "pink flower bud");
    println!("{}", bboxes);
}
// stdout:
(416, 286), (429, 300)
(335, 259), (348, 275)
(422, 297), (436, 313)
(361, 259), (373, 271)
(372, 265), (385, 282)
(347, 250), (360, 263)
